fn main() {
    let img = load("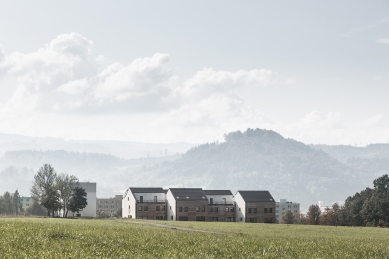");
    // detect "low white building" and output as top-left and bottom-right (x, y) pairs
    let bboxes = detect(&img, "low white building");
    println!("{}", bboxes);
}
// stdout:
(275, 199), (300, 223)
